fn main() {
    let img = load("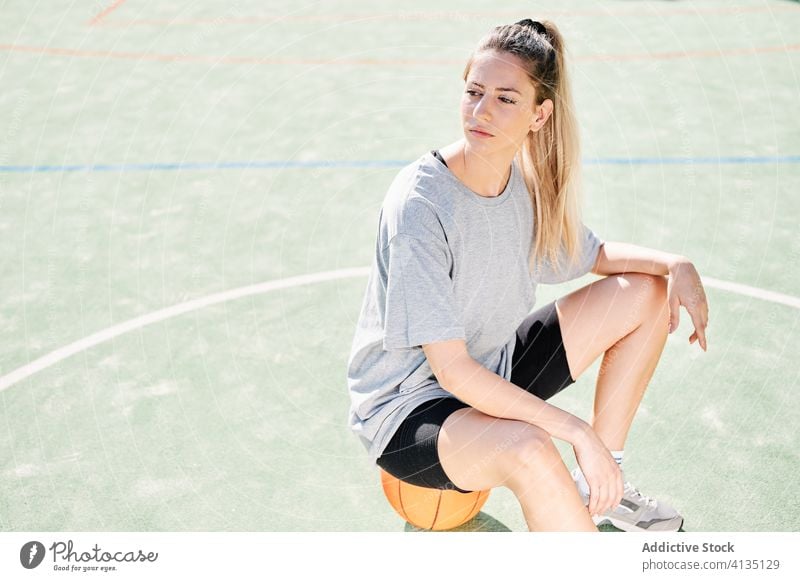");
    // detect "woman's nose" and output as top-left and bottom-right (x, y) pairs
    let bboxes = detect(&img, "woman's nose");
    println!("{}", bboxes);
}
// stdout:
(473, 95), (491, 120)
